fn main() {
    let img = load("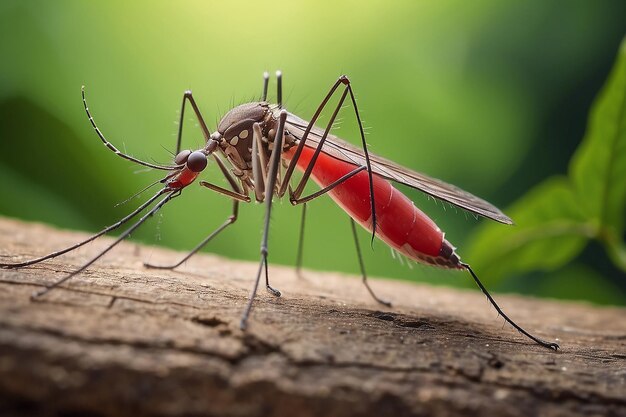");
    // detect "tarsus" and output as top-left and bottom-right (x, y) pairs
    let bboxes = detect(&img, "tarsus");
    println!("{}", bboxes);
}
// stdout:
(461, 262), (559, 351)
